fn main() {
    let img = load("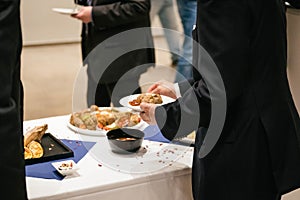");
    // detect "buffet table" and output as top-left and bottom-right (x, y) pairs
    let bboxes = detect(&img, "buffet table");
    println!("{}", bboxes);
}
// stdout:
(24, 115), (194, 200)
